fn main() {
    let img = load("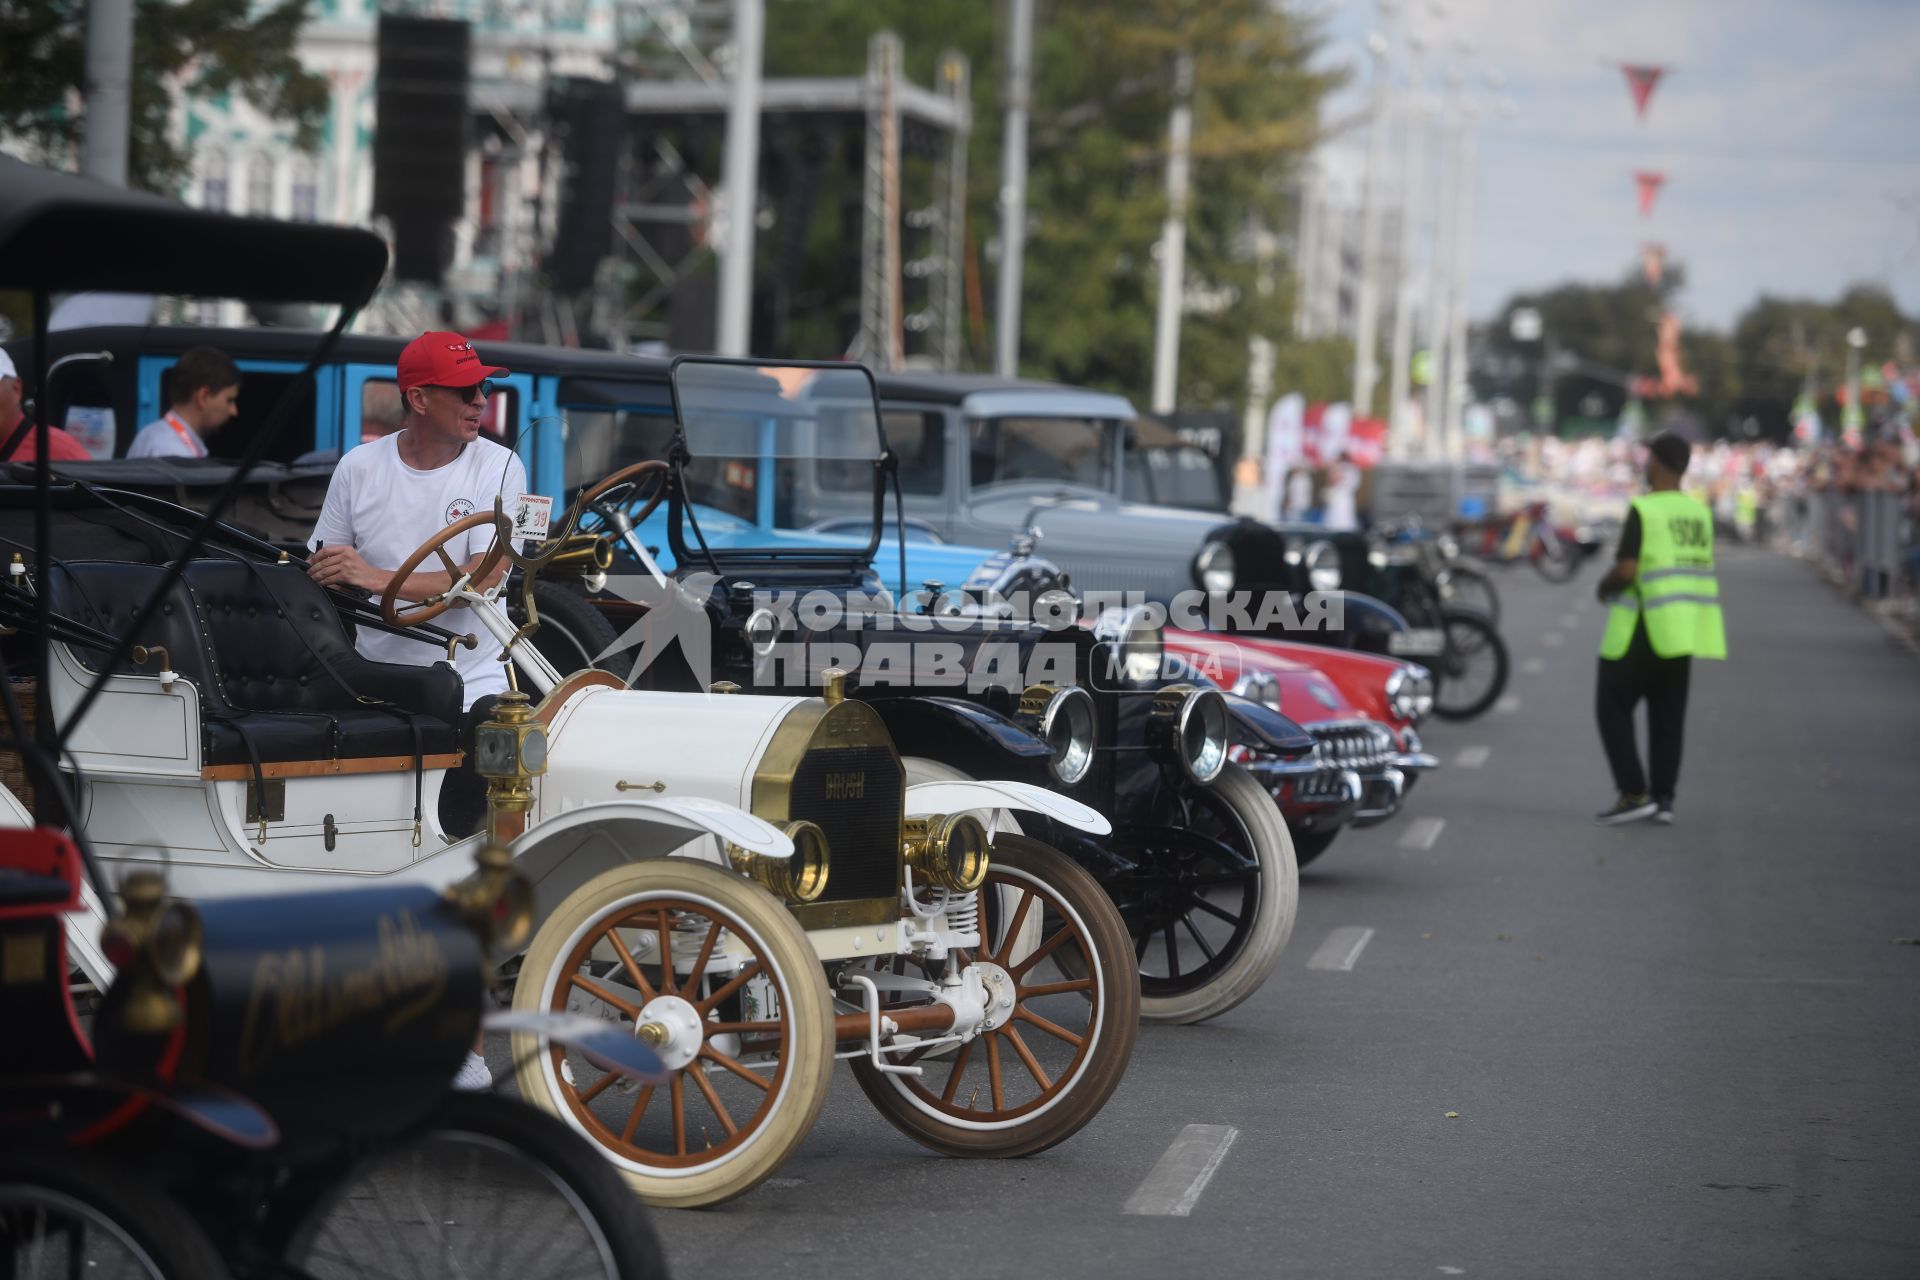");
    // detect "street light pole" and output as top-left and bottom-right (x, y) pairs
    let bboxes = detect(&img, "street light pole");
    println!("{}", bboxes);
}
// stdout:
(1349, 30), (1392, 421)
(1444, 122), (1477, 460)
(1421, 95), (1459, 458)
(82, 0), (134, 186)
(1385, 49), (1426, 458)
(715, 0), (764, 357)
(994, 0), (1034, 378)
(1149, 51), (1194, 416)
